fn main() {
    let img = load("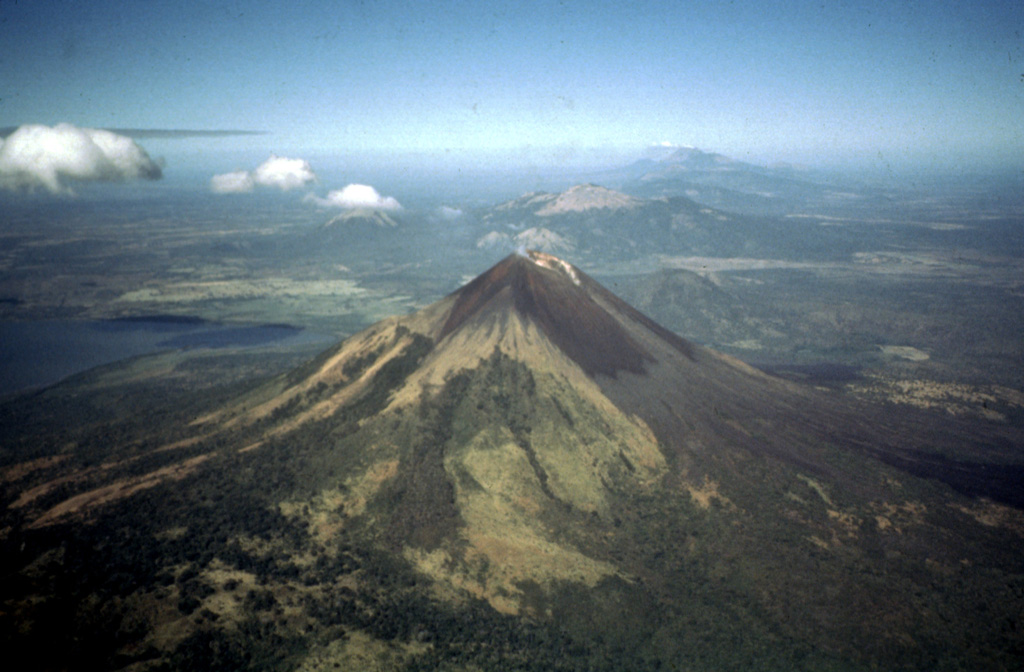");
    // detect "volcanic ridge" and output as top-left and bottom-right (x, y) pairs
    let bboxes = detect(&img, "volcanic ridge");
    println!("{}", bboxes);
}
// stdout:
(494, 184), (642, 216)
